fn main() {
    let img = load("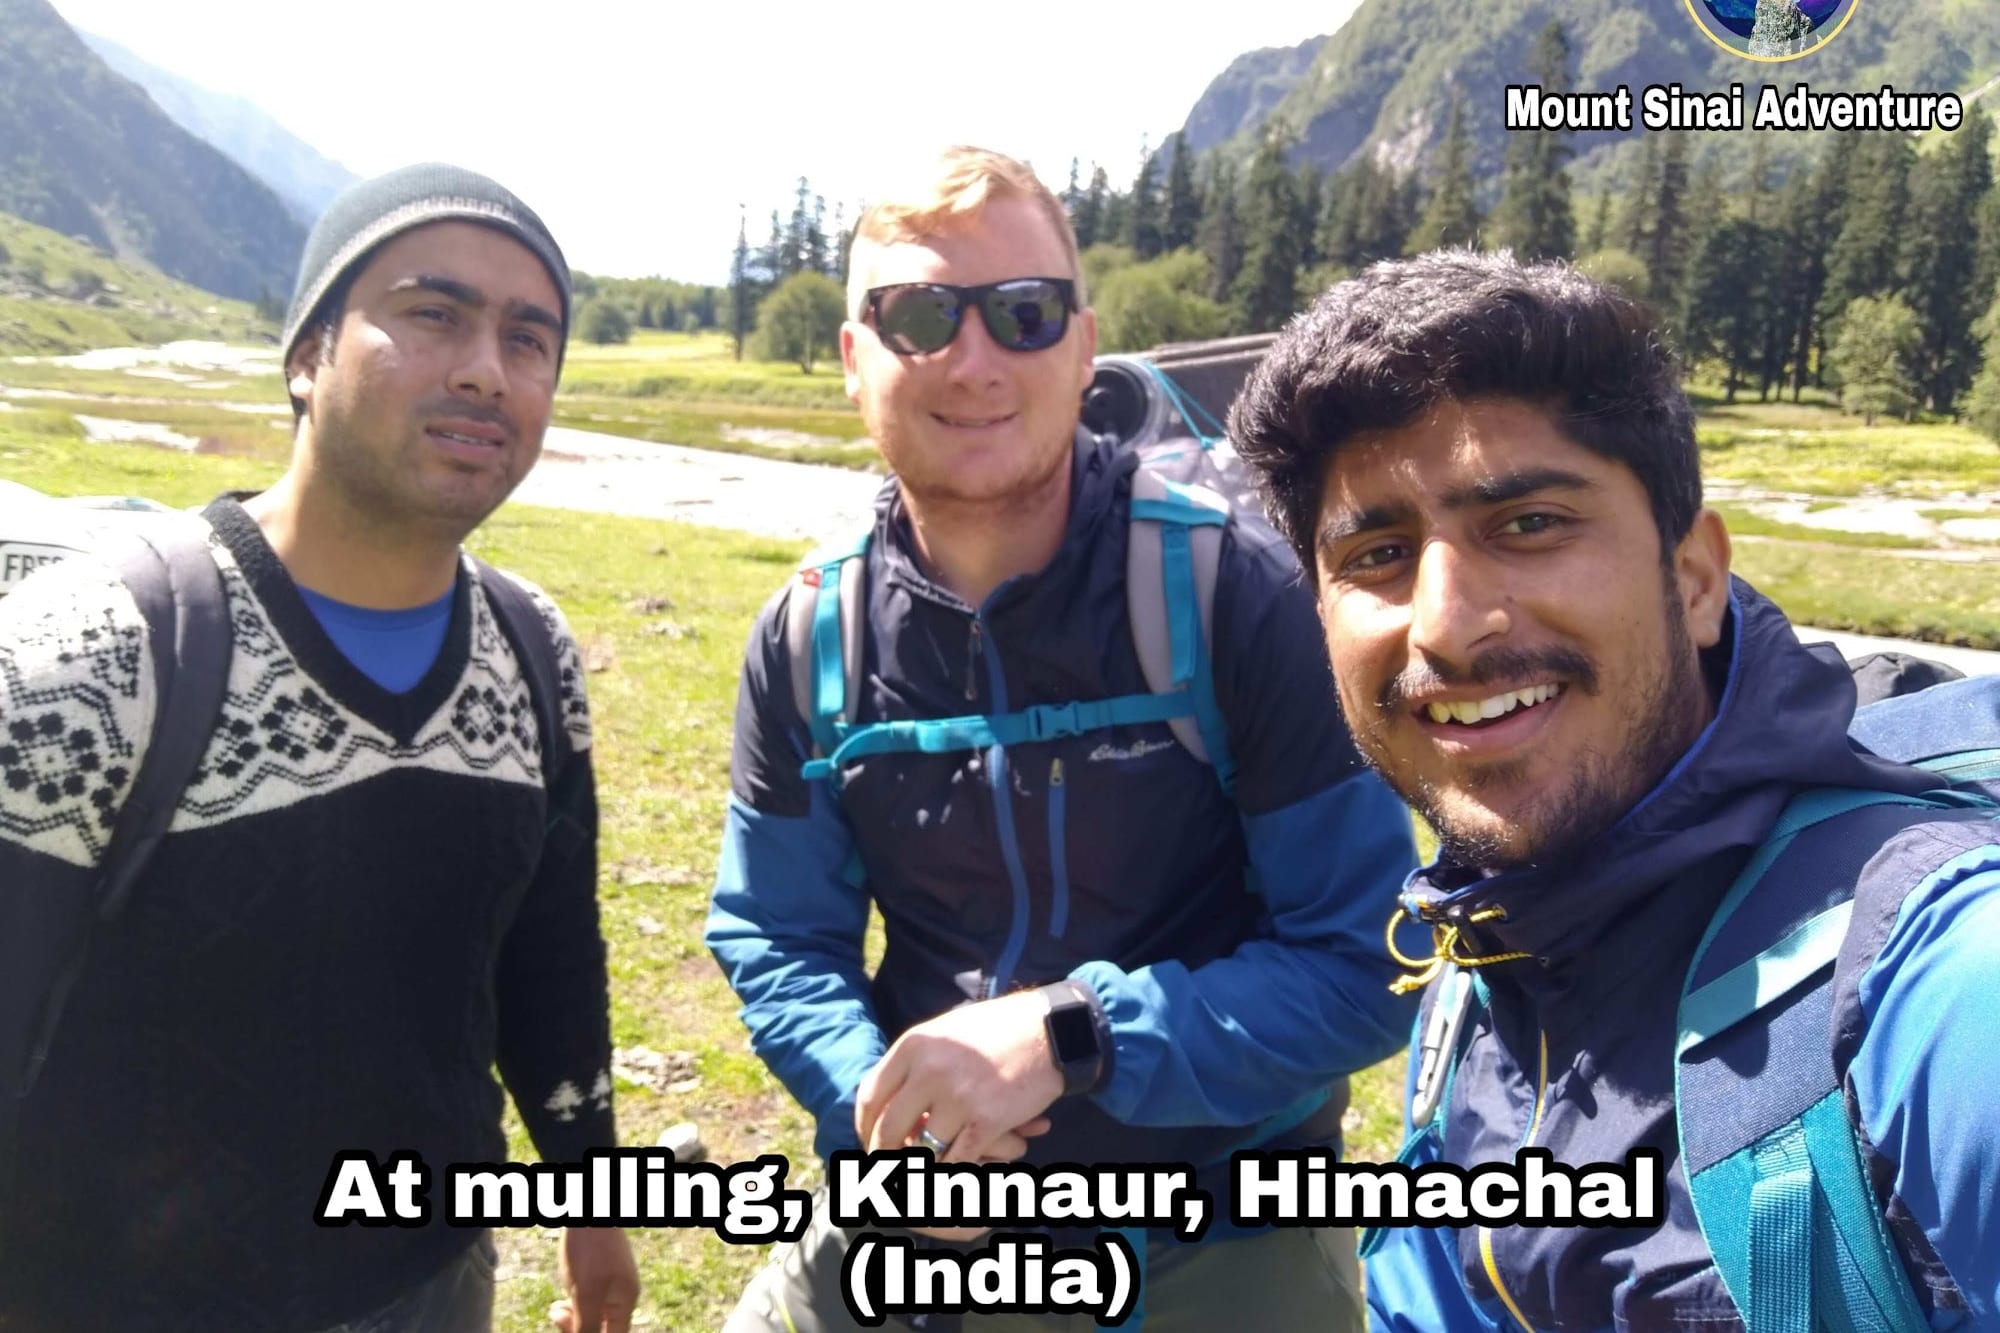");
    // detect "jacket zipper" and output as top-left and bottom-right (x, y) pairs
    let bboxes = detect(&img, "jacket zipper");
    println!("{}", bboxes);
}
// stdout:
(1479, 1029), (1551, 1333)
(965, 621), (982, 701)
(1047, 758), (1069, 938)
(977, 613), (1034, 997)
